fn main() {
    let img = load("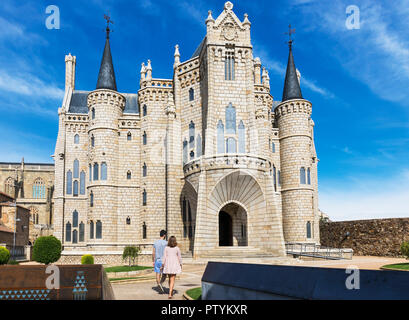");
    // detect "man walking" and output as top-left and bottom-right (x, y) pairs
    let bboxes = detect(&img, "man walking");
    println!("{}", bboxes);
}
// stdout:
(152, 230), (167, 293)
